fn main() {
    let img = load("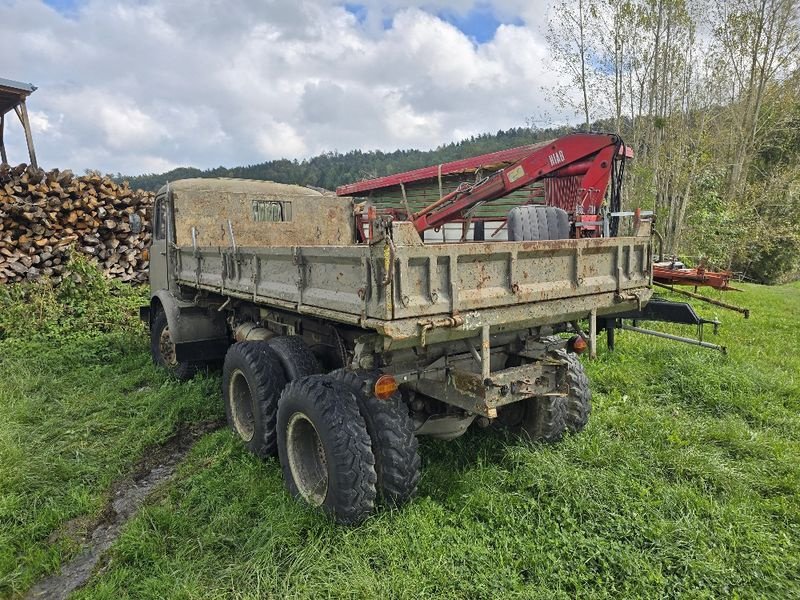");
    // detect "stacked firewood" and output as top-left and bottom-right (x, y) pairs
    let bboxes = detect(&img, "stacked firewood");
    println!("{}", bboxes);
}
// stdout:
(0, 163), (153, 284)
